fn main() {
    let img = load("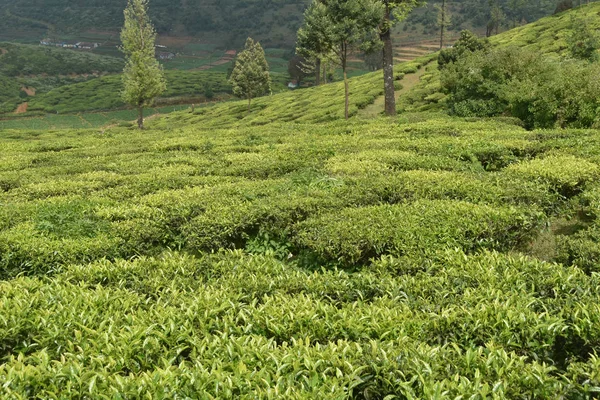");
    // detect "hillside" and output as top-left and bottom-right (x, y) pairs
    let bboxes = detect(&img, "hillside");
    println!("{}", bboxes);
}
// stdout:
(2, 5), (600, 397)
(0, 0), (569, 48)
(0, 0), (310, 48)
(397, 2), (600, 115)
